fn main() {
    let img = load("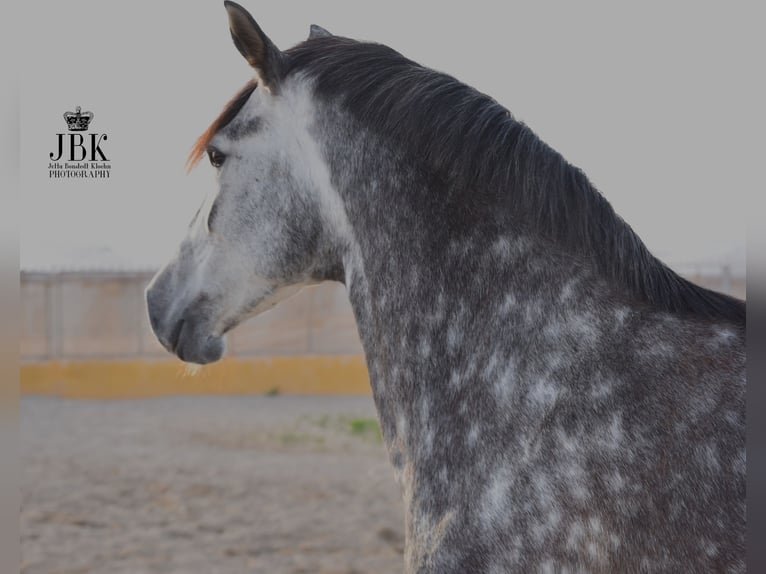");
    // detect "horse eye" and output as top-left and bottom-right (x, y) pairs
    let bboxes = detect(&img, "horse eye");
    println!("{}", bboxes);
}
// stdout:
(207, 148), (226, 168)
